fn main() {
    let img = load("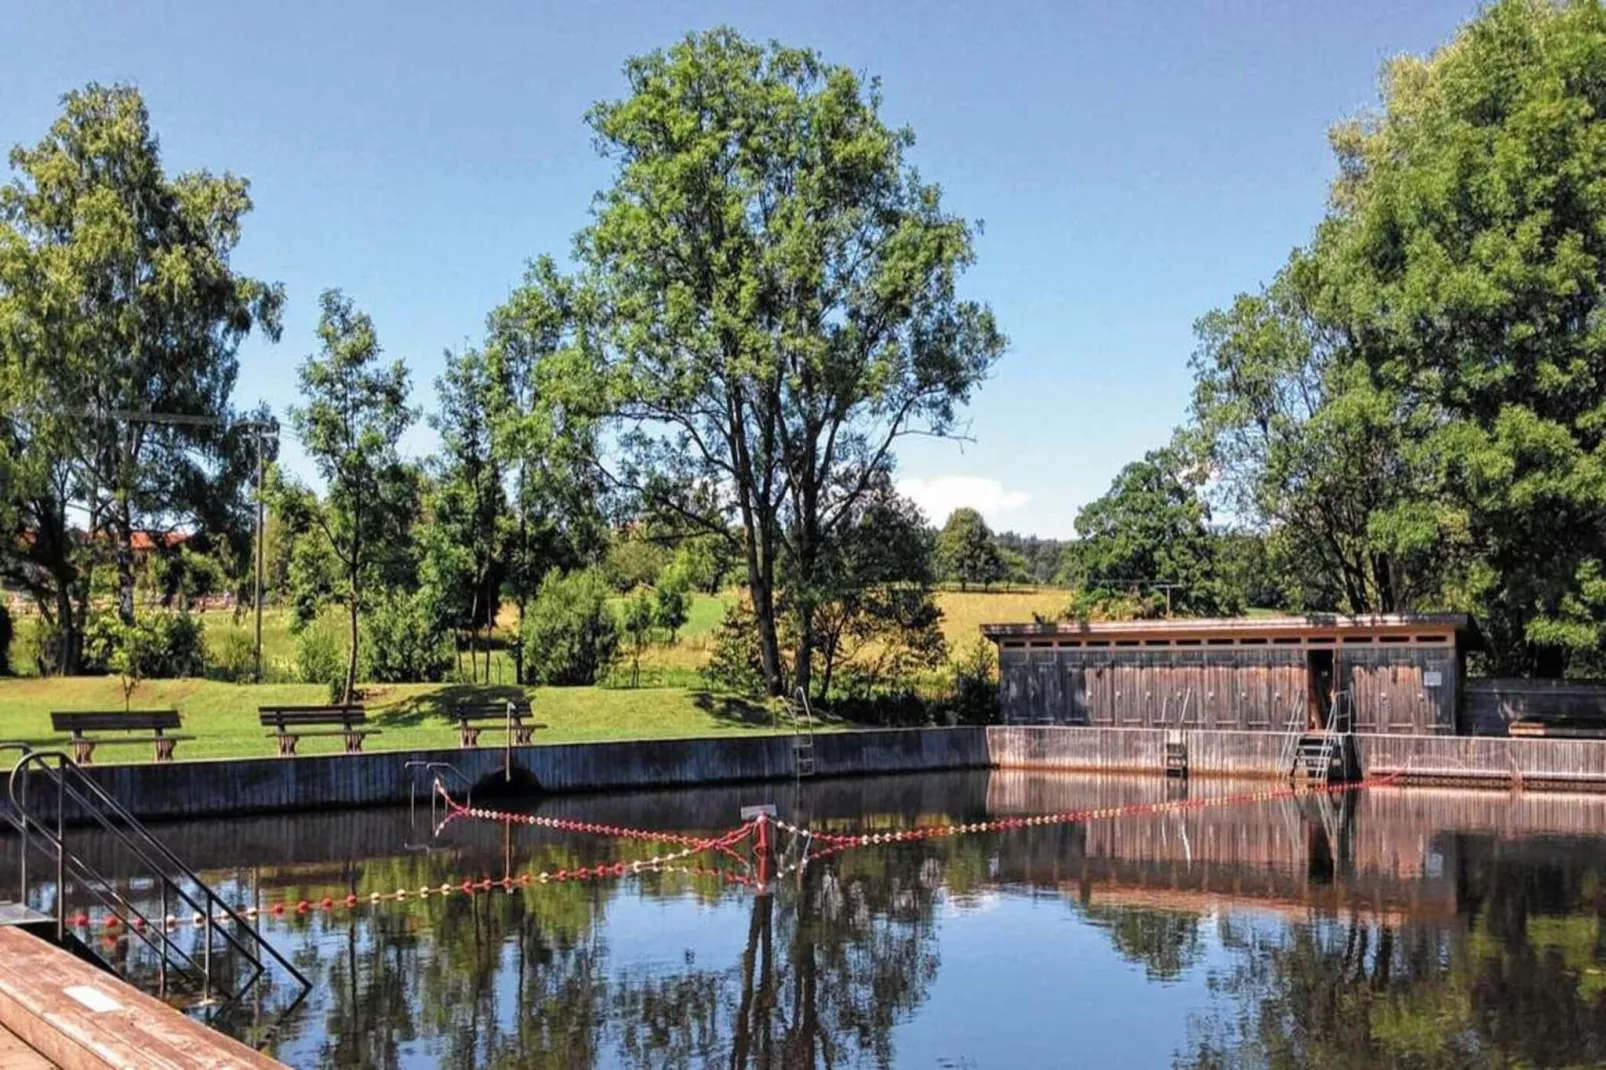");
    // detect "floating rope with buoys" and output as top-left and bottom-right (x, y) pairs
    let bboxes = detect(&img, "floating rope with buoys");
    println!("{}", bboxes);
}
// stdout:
(62, 769), (1406, 933)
